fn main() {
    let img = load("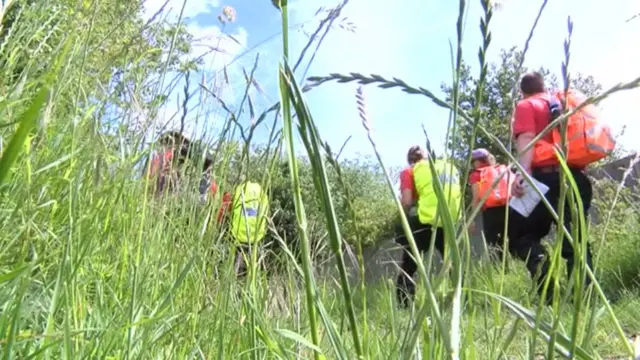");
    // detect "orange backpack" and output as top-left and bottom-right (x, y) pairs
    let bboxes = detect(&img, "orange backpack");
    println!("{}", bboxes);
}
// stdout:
(475, 165), (514, 209)
(533, 89), (616, 168)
